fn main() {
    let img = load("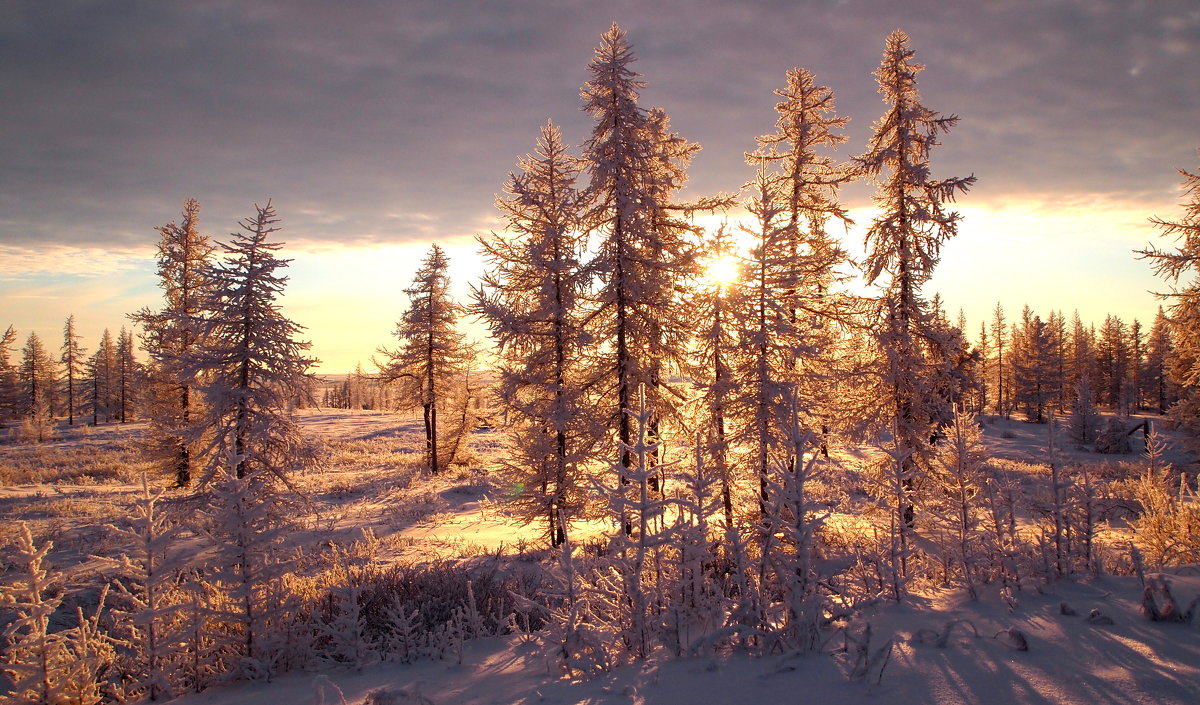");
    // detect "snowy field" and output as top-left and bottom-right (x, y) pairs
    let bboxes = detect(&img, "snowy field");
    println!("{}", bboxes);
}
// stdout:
(1, 409), (1198, 705)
